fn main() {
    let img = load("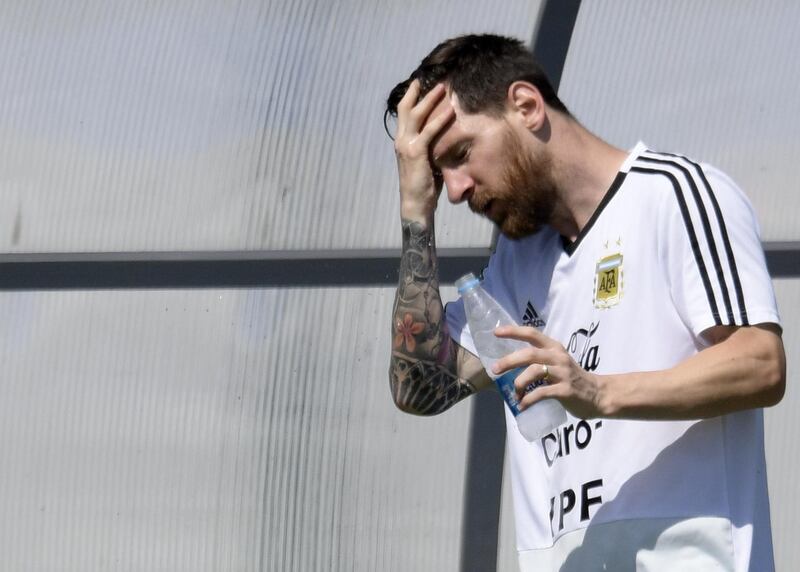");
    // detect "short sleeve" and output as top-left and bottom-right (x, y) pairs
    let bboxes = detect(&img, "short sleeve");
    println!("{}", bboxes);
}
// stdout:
(657, 159), (780, 336)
